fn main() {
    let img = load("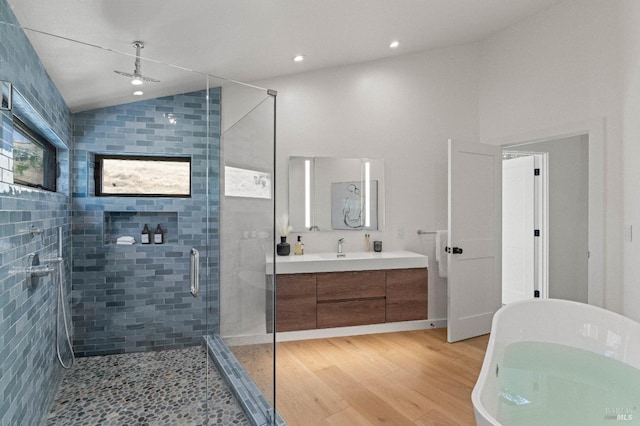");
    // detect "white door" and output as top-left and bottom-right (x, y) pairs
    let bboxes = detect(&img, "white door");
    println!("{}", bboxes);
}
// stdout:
(502, 155), (535, 304)
(447, 139), (502, 343)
